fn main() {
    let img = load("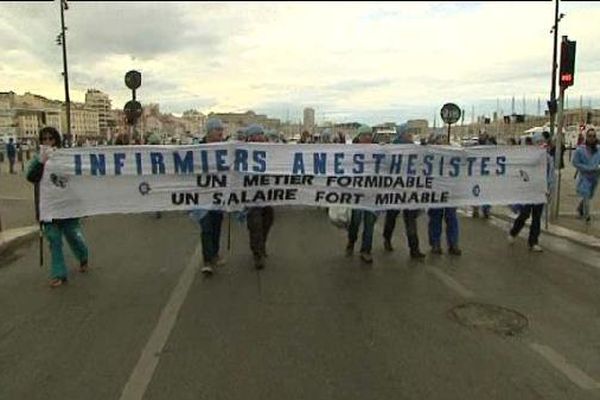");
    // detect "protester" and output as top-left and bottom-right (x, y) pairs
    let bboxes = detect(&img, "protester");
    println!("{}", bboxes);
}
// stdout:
(427, 134), (462, 256)
(299, 130), (313, 144)
(572, 127), (600, 223)
(243, 124), (273, 270)
(382, 129), (425, 259)
(346, 125), (378, 264)
(508, 131), (555, 250)
(6, 138), (16, 174)
(26, 127), (89, 288)
(189, 118), (228, 275)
